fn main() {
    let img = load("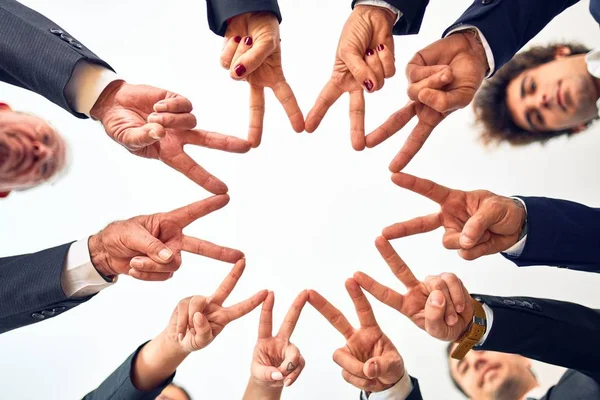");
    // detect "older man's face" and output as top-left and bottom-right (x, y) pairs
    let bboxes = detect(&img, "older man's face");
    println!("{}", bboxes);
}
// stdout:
(449, 349), (532, 400)
(0, 104), (66, 193)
